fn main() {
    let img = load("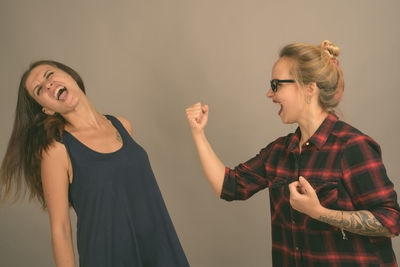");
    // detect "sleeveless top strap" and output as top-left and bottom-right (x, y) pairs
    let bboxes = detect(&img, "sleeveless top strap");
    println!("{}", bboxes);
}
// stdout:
(104, 115), (131, 141)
